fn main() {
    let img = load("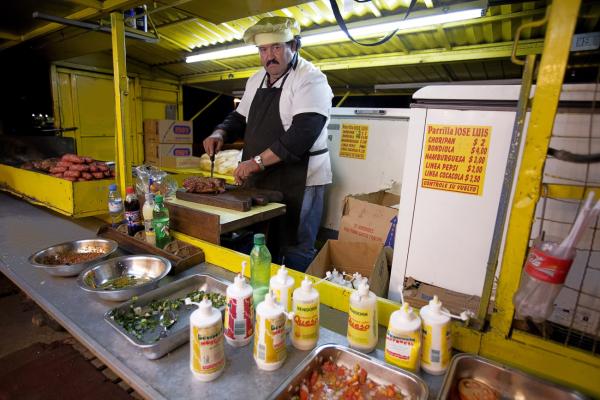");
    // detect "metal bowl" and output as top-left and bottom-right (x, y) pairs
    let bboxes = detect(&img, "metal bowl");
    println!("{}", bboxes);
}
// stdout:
(28, 238), (119, 277)
(77, 255), (171, 301)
